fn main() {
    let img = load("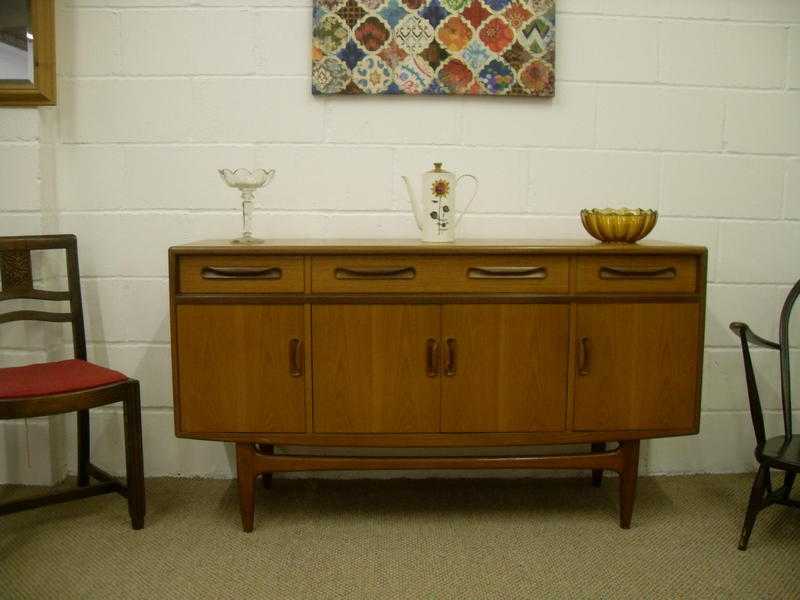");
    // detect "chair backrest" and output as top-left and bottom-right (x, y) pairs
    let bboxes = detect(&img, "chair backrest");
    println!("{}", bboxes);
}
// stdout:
(0, 234), (86, 361)
(778, 278), (799, 438)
